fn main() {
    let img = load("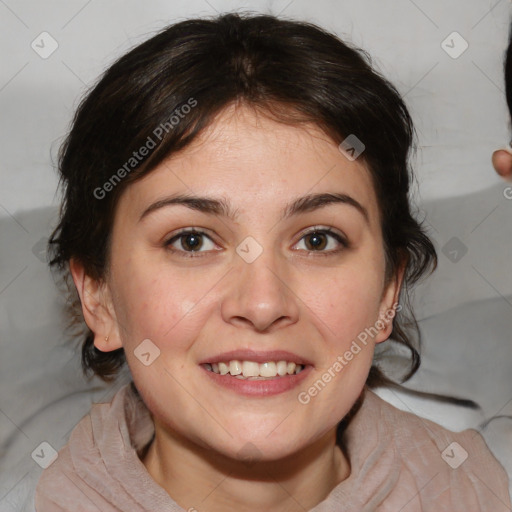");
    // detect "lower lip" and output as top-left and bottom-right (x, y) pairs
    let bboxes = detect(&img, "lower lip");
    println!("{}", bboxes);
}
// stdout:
(200, 365), (313, 397)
